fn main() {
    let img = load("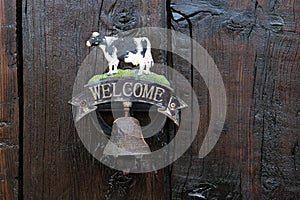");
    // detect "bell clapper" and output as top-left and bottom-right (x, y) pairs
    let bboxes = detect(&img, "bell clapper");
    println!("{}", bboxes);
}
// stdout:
(123, 102), (132, 117)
